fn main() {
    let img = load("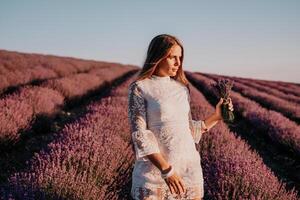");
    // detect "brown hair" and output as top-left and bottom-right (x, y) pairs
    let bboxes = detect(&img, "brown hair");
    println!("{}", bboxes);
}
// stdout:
(134, 34), (190, 89)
